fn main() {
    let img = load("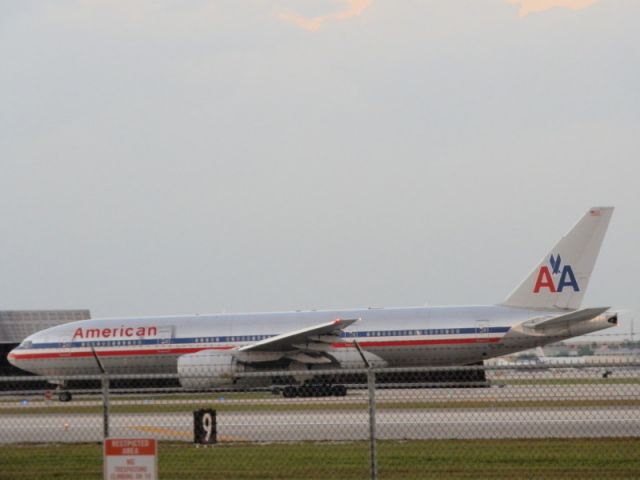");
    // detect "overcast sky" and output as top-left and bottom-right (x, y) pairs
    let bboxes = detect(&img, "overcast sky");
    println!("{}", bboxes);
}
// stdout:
(1, 1), (638, 340)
